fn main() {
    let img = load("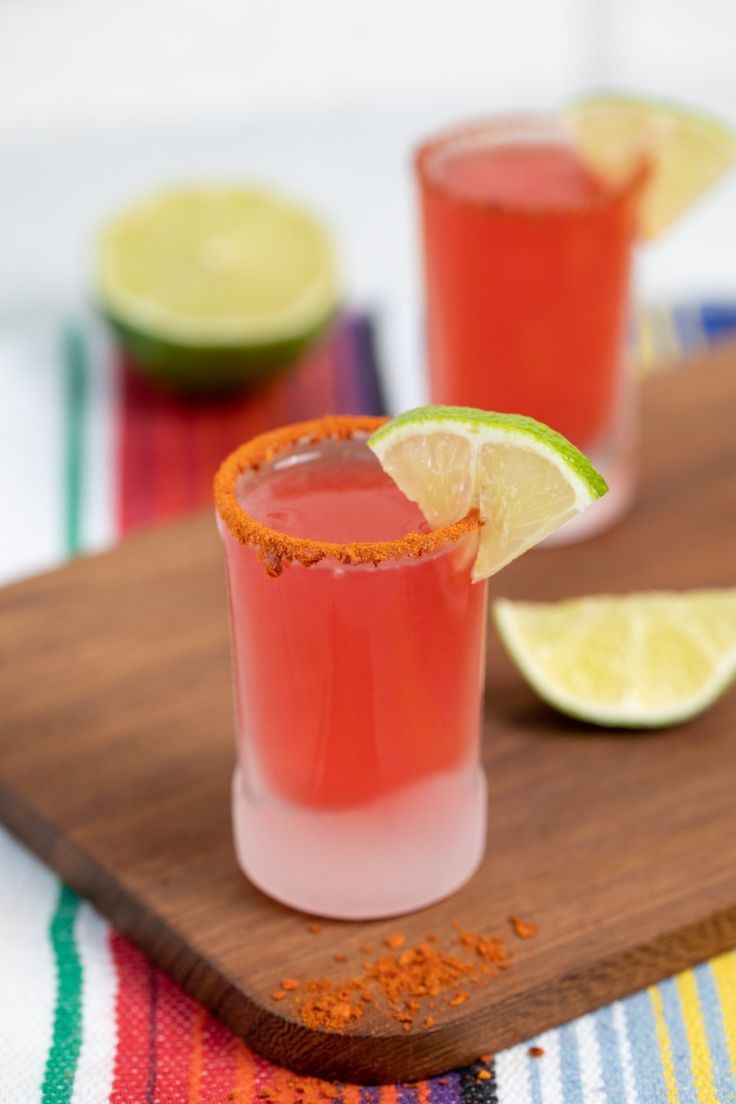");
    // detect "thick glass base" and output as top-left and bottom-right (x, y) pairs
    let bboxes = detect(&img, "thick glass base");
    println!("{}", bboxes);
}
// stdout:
(232, 765), (487, 920)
